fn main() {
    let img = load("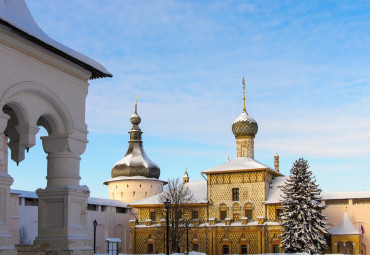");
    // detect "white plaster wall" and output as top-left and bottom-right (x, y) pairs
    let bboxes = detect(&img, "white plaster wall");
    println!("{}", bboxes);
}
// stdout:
(108, 179), (163, 204)
(8, 193), (19, 245)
